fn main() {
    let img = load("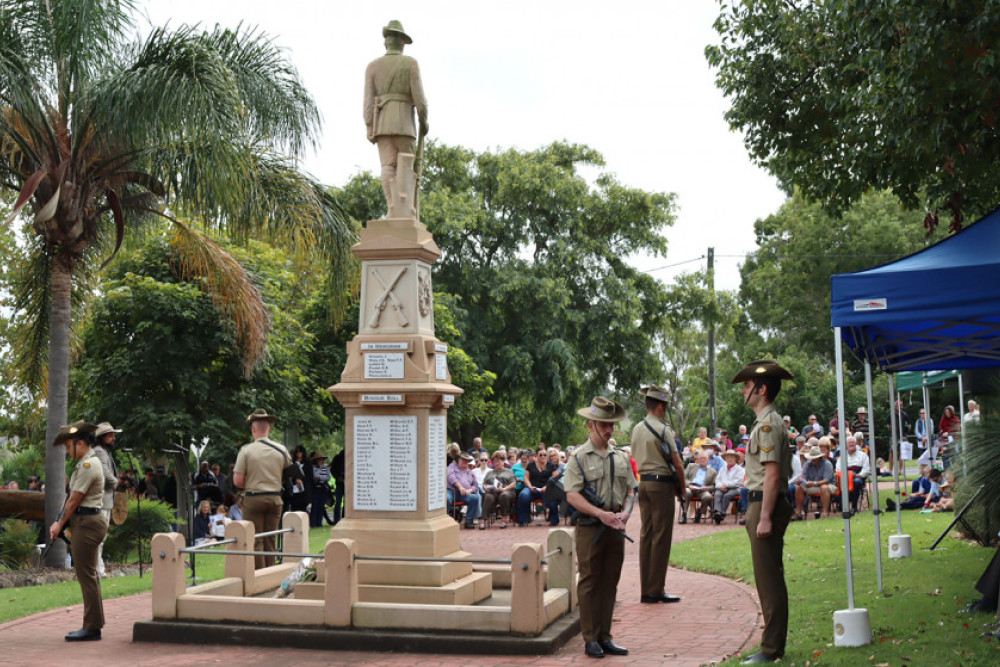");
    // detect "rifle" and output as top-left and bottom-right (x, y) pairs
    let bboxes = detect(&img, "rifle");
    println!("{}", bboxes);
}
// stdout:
(414, 130), (425, 219)
(40, 498), (72, 561)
